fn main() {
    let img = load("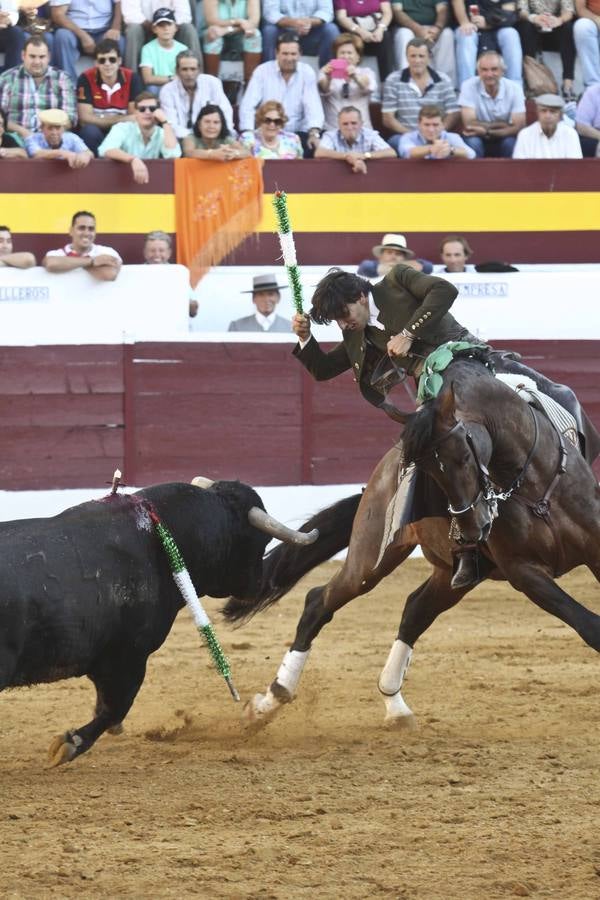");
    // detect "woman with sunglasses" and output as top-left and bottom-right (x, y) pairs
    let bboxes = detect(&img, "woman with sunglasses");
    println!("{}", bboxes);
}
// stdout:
(182, 103), (250, 160)
(318, 33), (378, 131)
(241, 101), (303, 159)
(0, 109), (27, 159)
